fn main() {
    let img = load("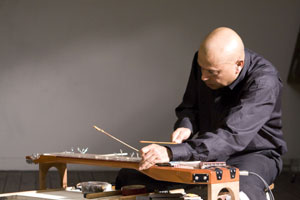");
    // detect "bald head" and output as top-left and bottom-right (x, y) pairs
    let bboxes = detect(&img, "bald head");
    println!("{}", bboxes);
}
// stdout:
(199, 27), (244, 65)
(197, 27), (245, 90)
